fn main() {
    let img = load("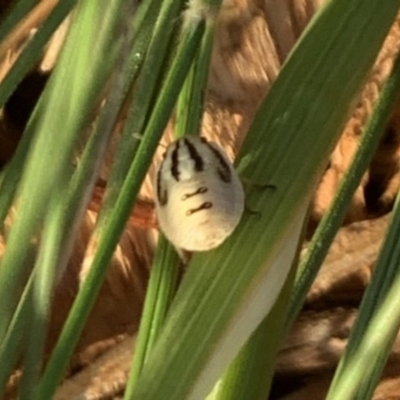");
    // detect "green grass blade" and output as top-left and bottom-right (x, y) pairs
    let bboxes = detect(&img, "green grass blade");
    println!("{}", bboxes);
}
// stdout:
(124, 237), (181, 398)
(0, 273), (34, 397)
(0, 0), (76, 226)
(286, 41), (400, 331)
(16, 7), (137, 397)
(0, 0), (37, 43)
(18, 189), (68, 400)
(324, 52), (400, 400)
(124, 18), (216, 392)
(0, 106), (40, 226)
(0, 0), (122, 343)
(0, 0), (77, 110)
(213, 218), (307, 400)
(130, 201), (308, 400)
(95, 0), (184, 231)
(175, 21), (215, 138)
(124, 17), (215, 396)
(326, 188), (400, 399)
(214, 264), (296, 400)
(36, 19), (205, 400)
(127, 1), (400, 399)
